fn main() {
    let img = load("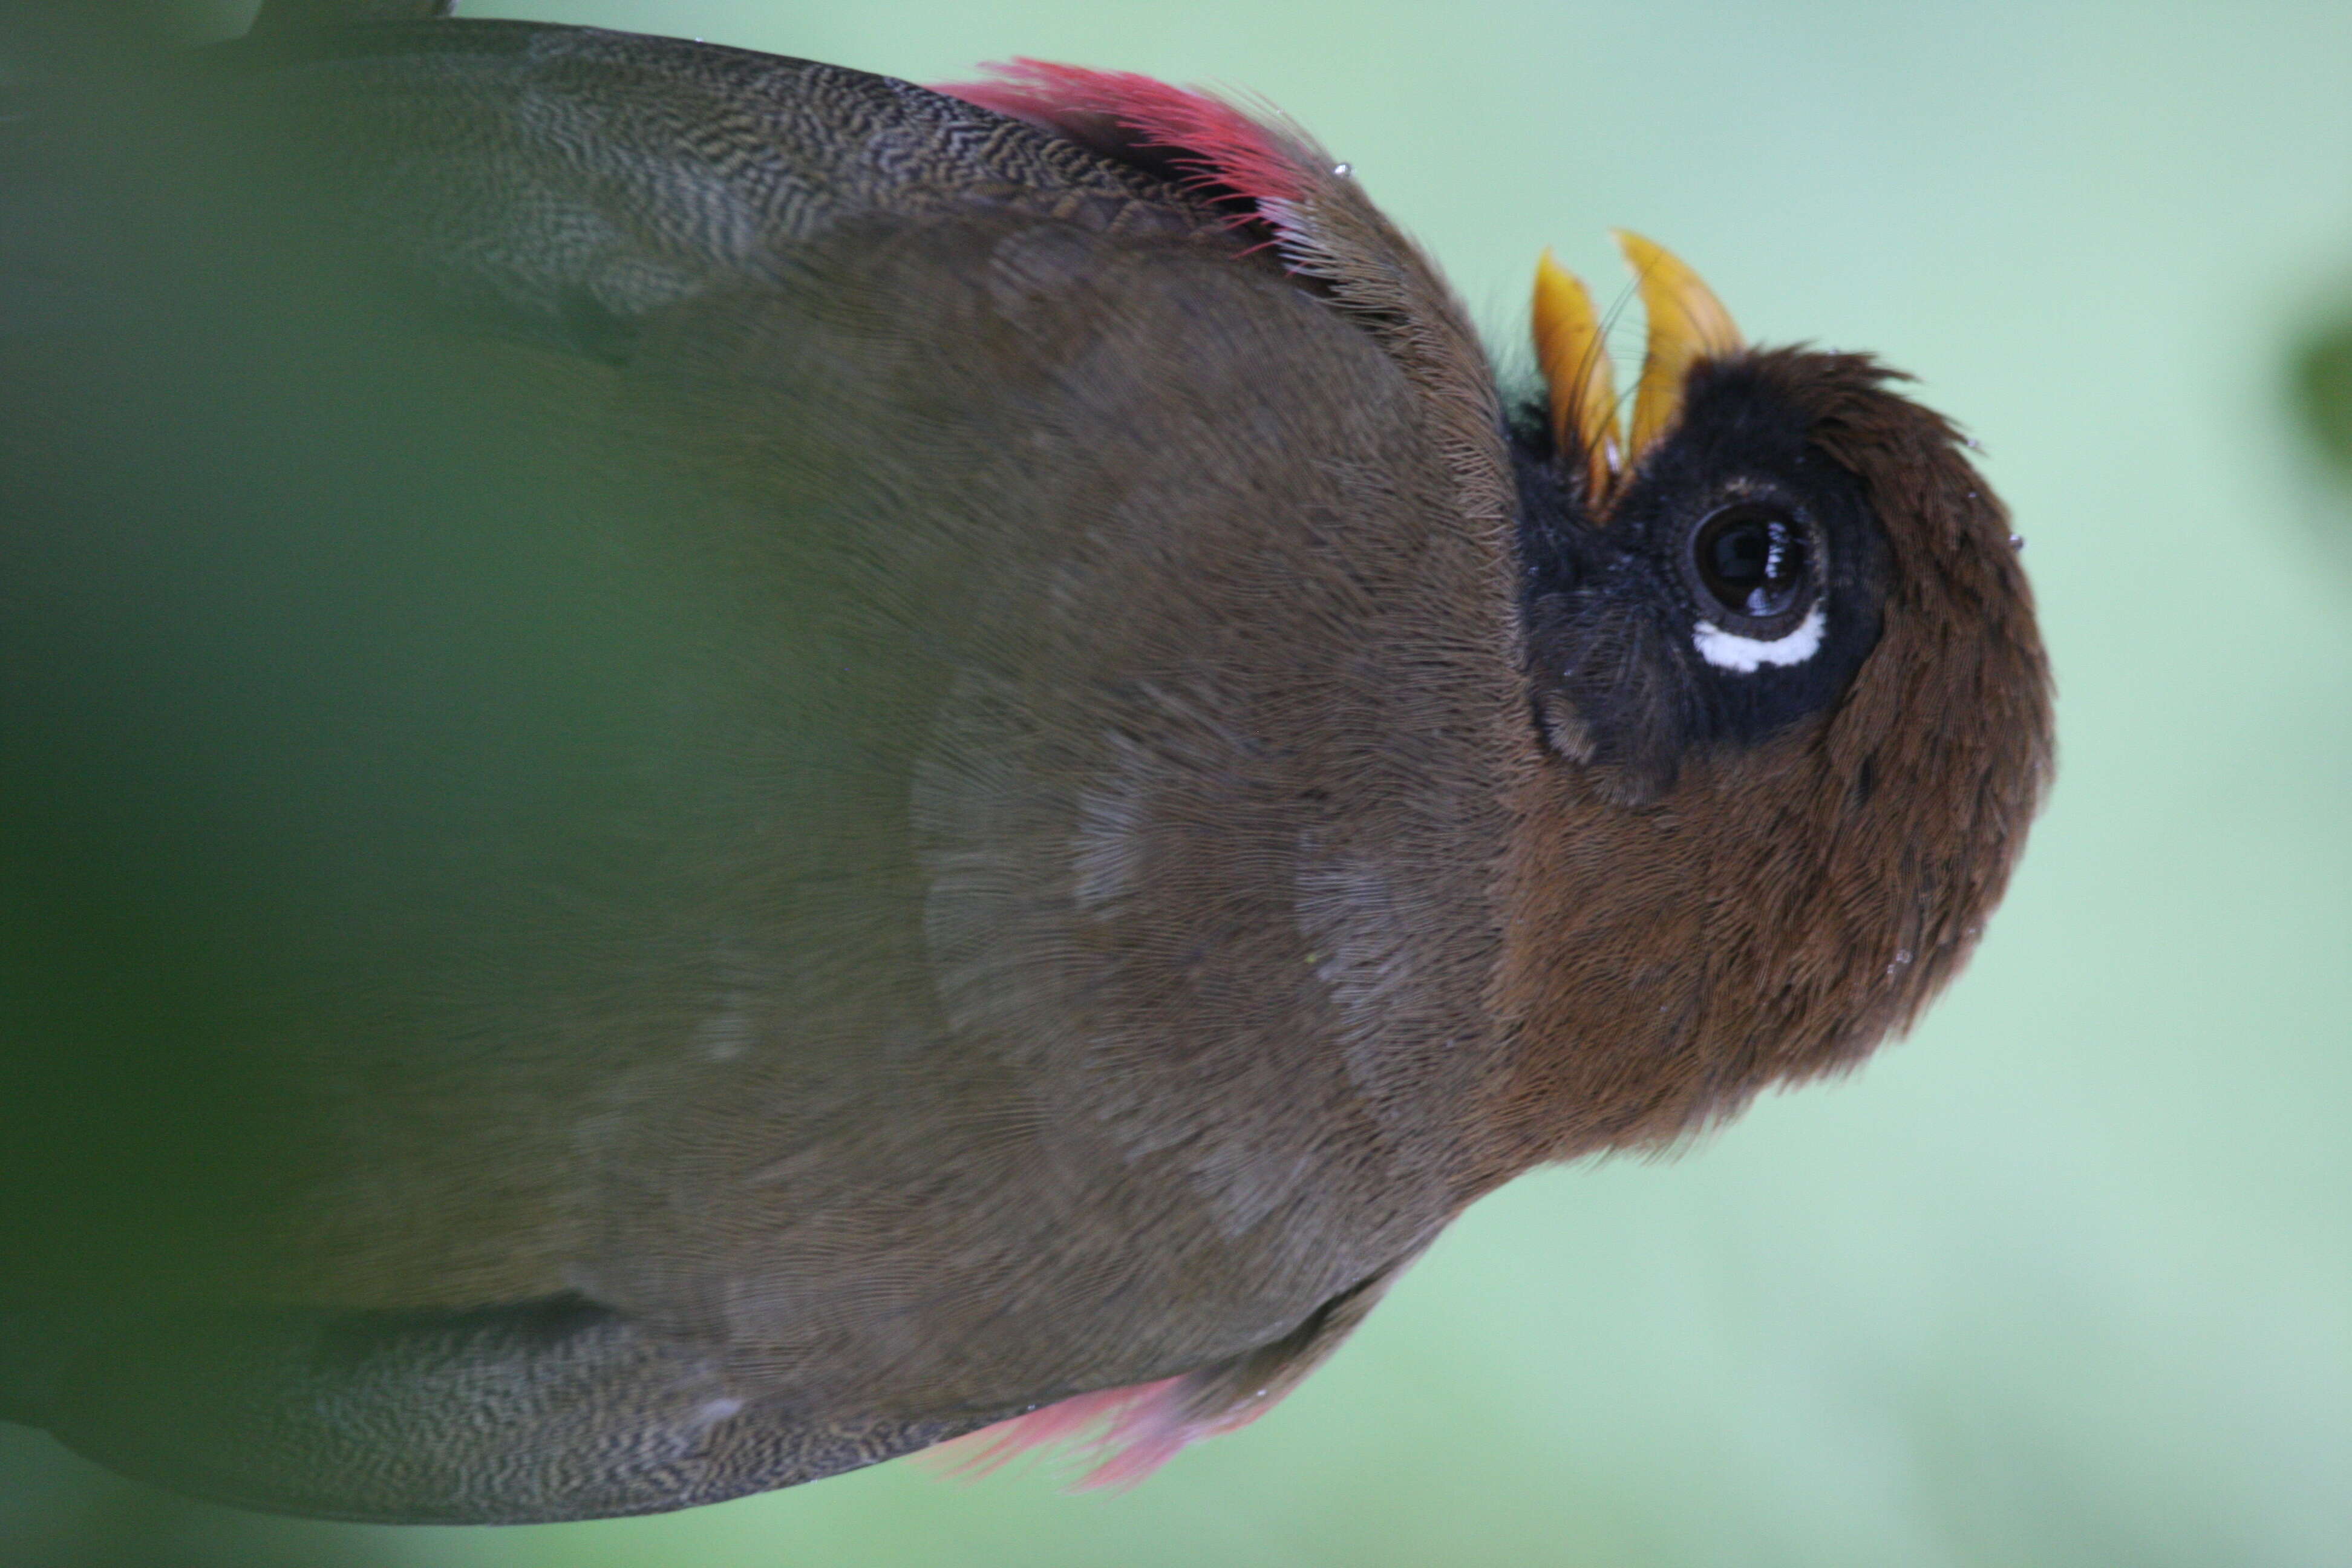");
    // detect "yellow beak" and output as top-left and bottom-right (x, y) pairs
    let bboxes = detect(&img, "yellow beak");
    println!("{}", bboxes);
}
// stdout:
(1530, 232), (1743, 504)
